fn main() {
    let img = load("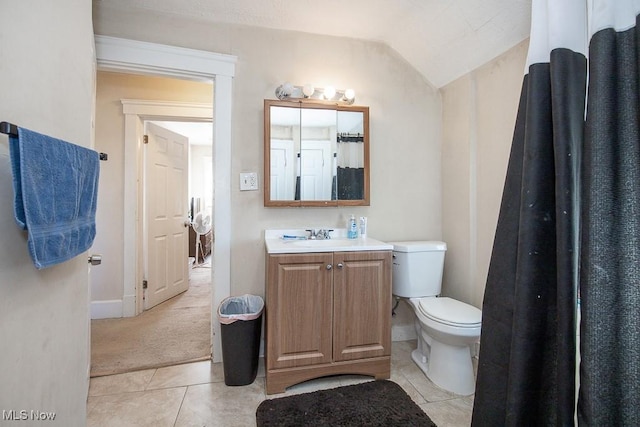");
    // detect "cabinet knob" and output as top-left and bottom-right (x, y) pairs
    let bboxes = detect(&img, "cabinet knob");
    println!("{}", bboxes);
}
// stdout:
(326, 264), (332, 270)
(337, 263), (343, 269)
